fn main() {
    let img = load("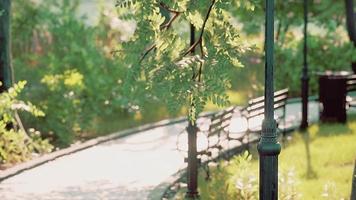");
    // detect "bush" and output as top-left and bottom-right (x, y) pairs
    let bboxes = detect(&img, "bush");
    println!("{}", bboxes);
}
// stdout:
(197, 152), (300, 200)
(0, 81), (52, 166)
(275, 31), (356, 96)
(12, 0), (130, 146)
